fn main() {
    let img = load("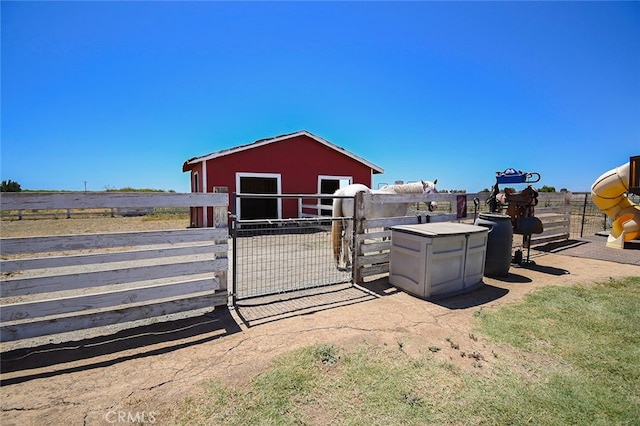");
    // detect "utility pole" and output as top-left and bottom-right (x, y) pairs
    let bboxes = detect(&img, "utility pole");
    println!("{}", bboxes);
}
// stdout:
(84, 181), (87, 192)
